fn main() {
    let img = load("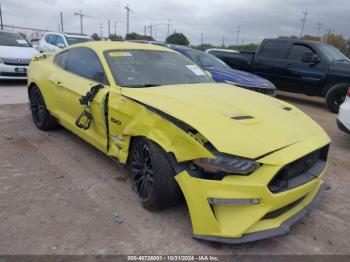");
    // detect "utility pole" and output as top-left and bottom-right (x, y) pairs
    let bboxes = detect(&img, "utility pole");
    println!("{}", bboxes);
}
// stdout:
(125, 4), (133, 35)
(0, 4), (4, 30)
(60, 12), (64, 33)
(236, 25), (240, 46)
(148, 23), (153, 37)
(222, 36), (225, 47)
(167, 17), (172, 36)
(144, 25), (147, 36)
(201, 33), (203, 45)
(74, 10), (84, 34)
(108, 20), (111, 37)
(74, 11), (97, 35)
(114, 21), (117, 35)
(99, 23), (104, 38)
(299, 10), (308, 39)
(326, 28), (333, 43)
(316, 22), (322, 38)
